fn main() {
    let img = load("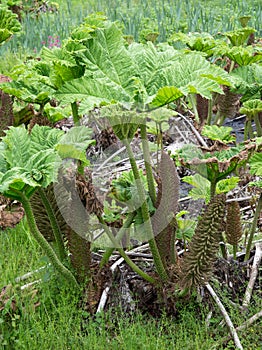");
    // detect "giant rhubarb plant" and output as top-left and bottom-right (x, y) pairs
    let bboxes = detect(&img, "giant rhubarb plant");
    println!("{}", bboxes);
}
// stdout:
(0, 16), (236, 291)
(0, 5), (21, 46)
(244, 151), (262, 261)
(176, 141), (258, 198)
(0, 124), (95, 287)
